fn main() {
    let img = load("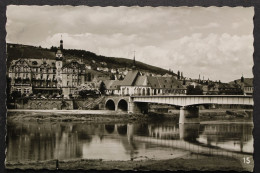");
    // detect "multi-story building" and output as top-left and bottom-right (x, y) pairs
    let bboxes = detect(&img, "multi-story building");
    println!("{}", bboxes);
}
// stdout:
(7, 39), (109, 98)
(8, 58), (59, 96)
